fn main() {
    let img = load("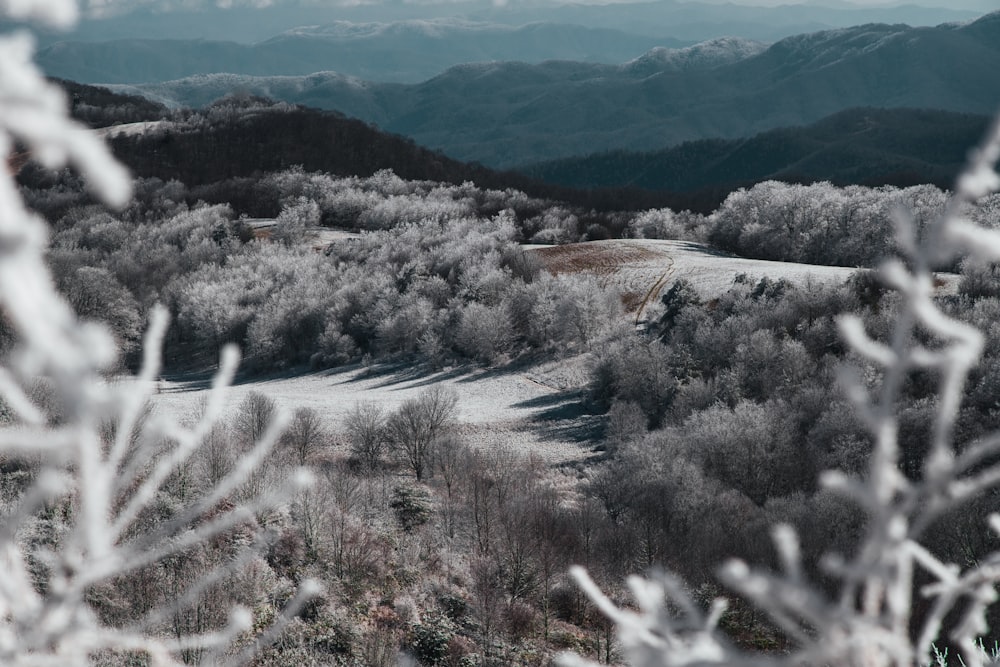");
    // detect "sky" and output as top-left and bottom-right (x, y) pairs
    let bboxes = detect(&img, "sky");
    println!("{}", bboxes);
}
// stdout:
(73, 0), (997, 12)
